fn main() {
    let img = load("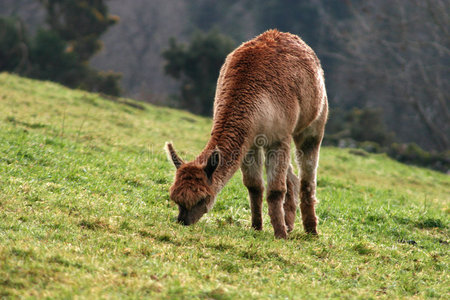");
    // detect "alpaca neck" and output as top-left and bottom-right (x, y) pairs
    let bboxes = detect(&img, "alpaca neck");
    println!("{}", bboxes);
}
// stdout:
(199, 117), (253, 193)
